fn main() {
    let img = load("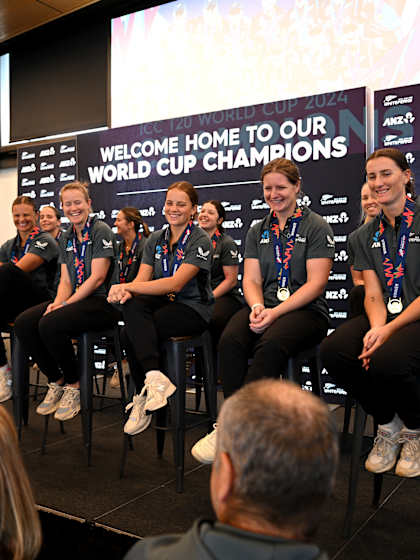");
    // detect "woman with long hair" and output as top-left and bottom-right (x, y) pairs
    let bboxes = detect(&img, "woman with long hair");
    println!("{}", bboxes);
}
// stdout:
(108, 181), (214, 436)
(14, 182), (120, 421)
(0, 406), (42, 560)
(192, 157), (334, 463)
(198, 200), (243, 345)
(115, 207), (150, 284)
(321, 148), (420, 478)
(0, 196), (58, 402)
